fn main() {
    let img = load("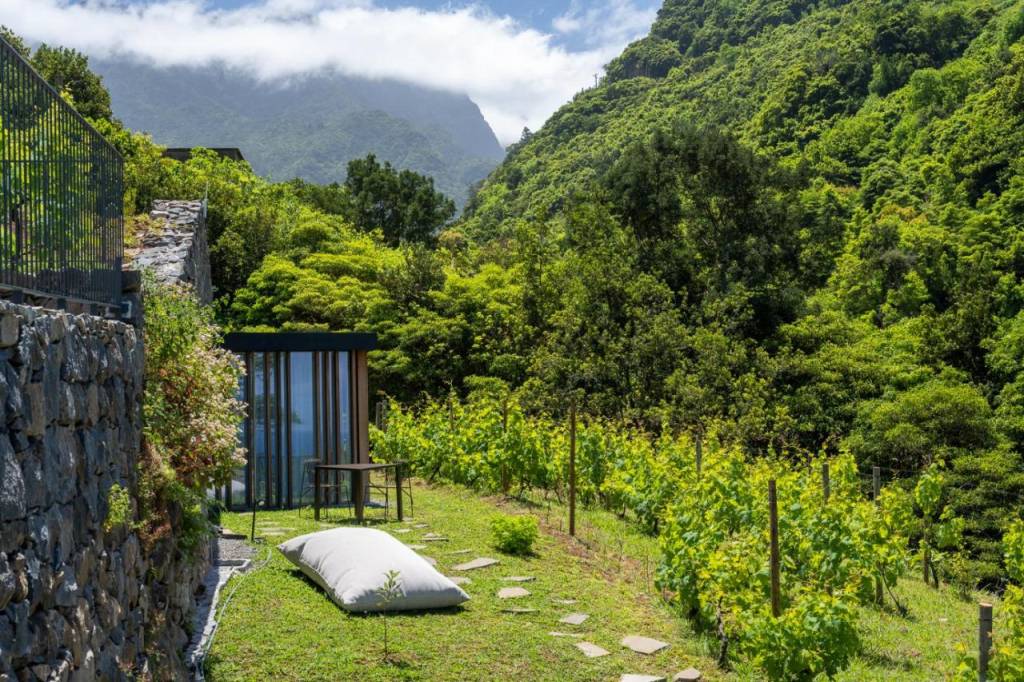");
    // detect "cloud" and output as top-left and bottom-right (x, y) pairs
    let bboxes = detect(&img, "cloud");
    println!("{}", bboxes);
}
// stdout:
(0, 0), (656, 144)
(554, 0), (658, 49)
